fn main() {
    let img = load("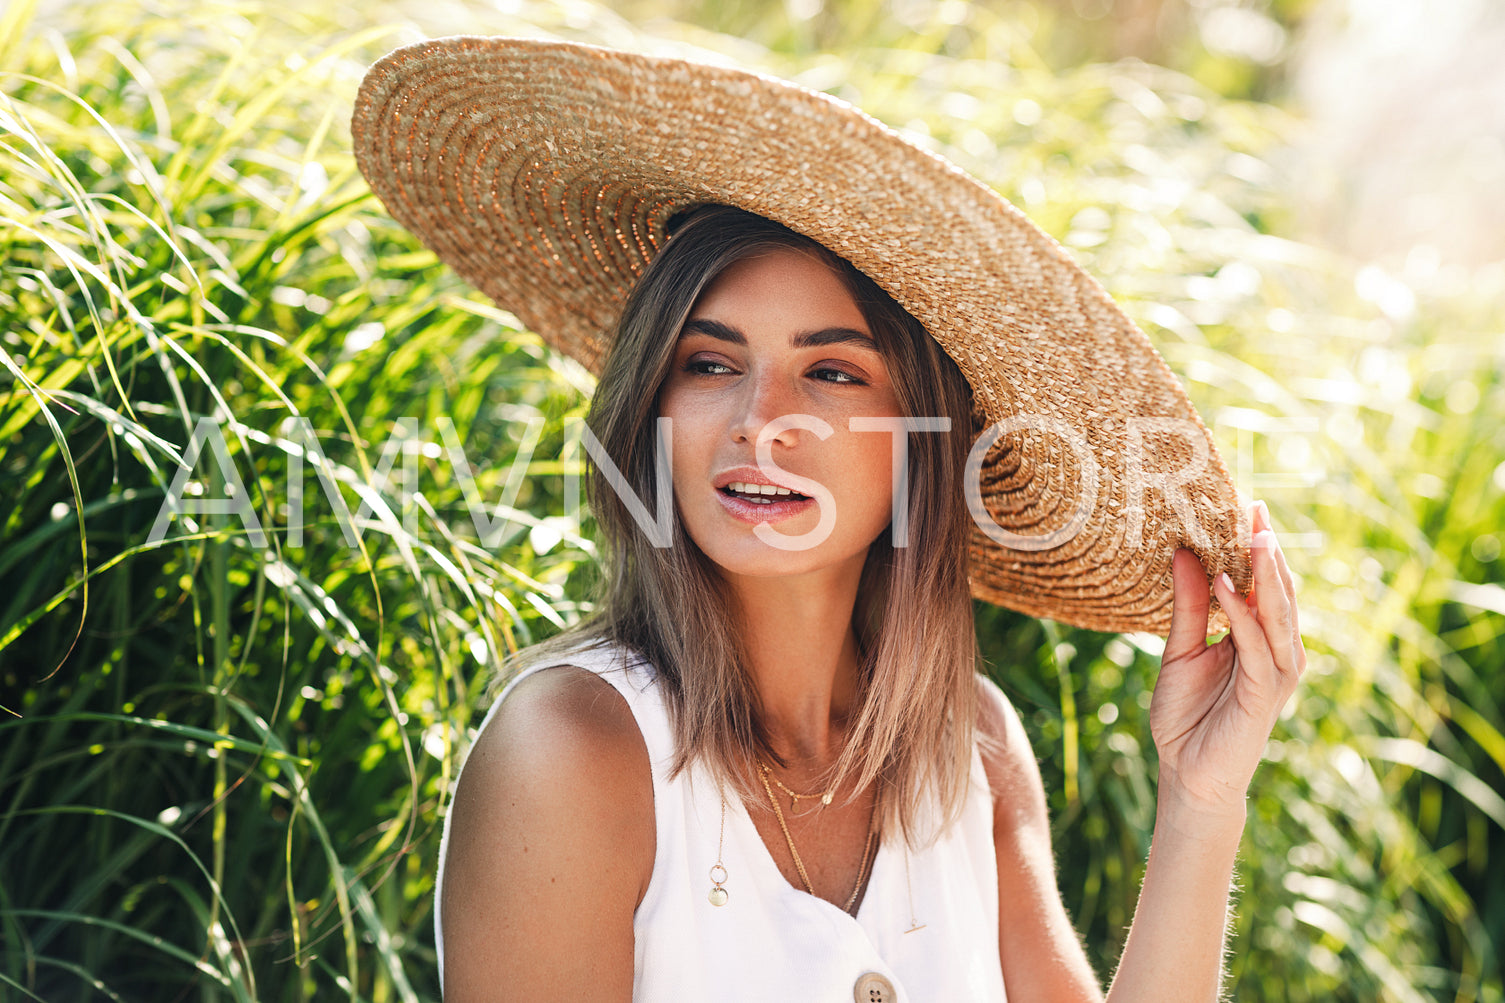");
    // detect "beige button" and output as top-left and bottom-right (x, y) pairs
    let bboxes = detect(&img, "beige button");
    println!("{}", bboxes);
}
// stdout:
(853, 972), (896, 1003)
